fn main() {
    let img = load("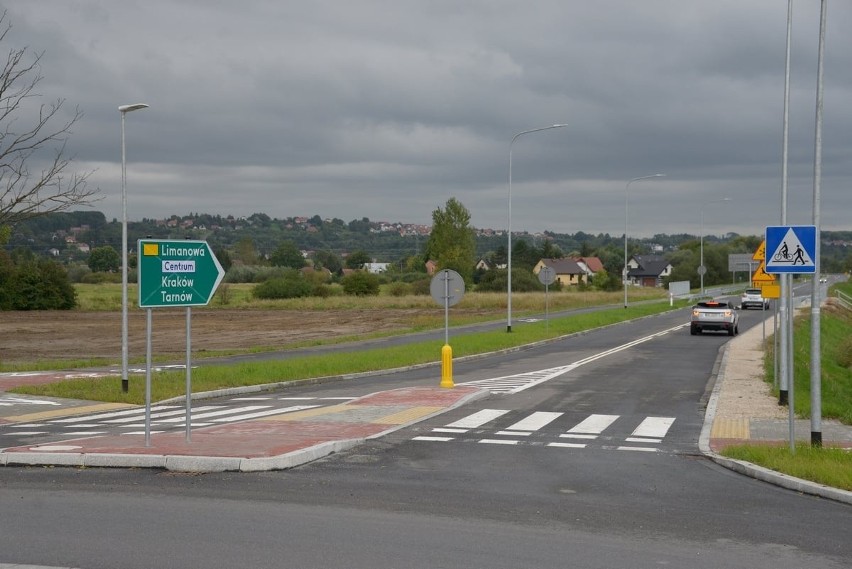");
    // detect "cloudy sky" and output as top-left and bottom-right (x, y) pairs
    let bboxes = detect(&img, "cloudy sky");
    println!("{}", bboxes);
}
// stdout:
(4, 1), (851, 238)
